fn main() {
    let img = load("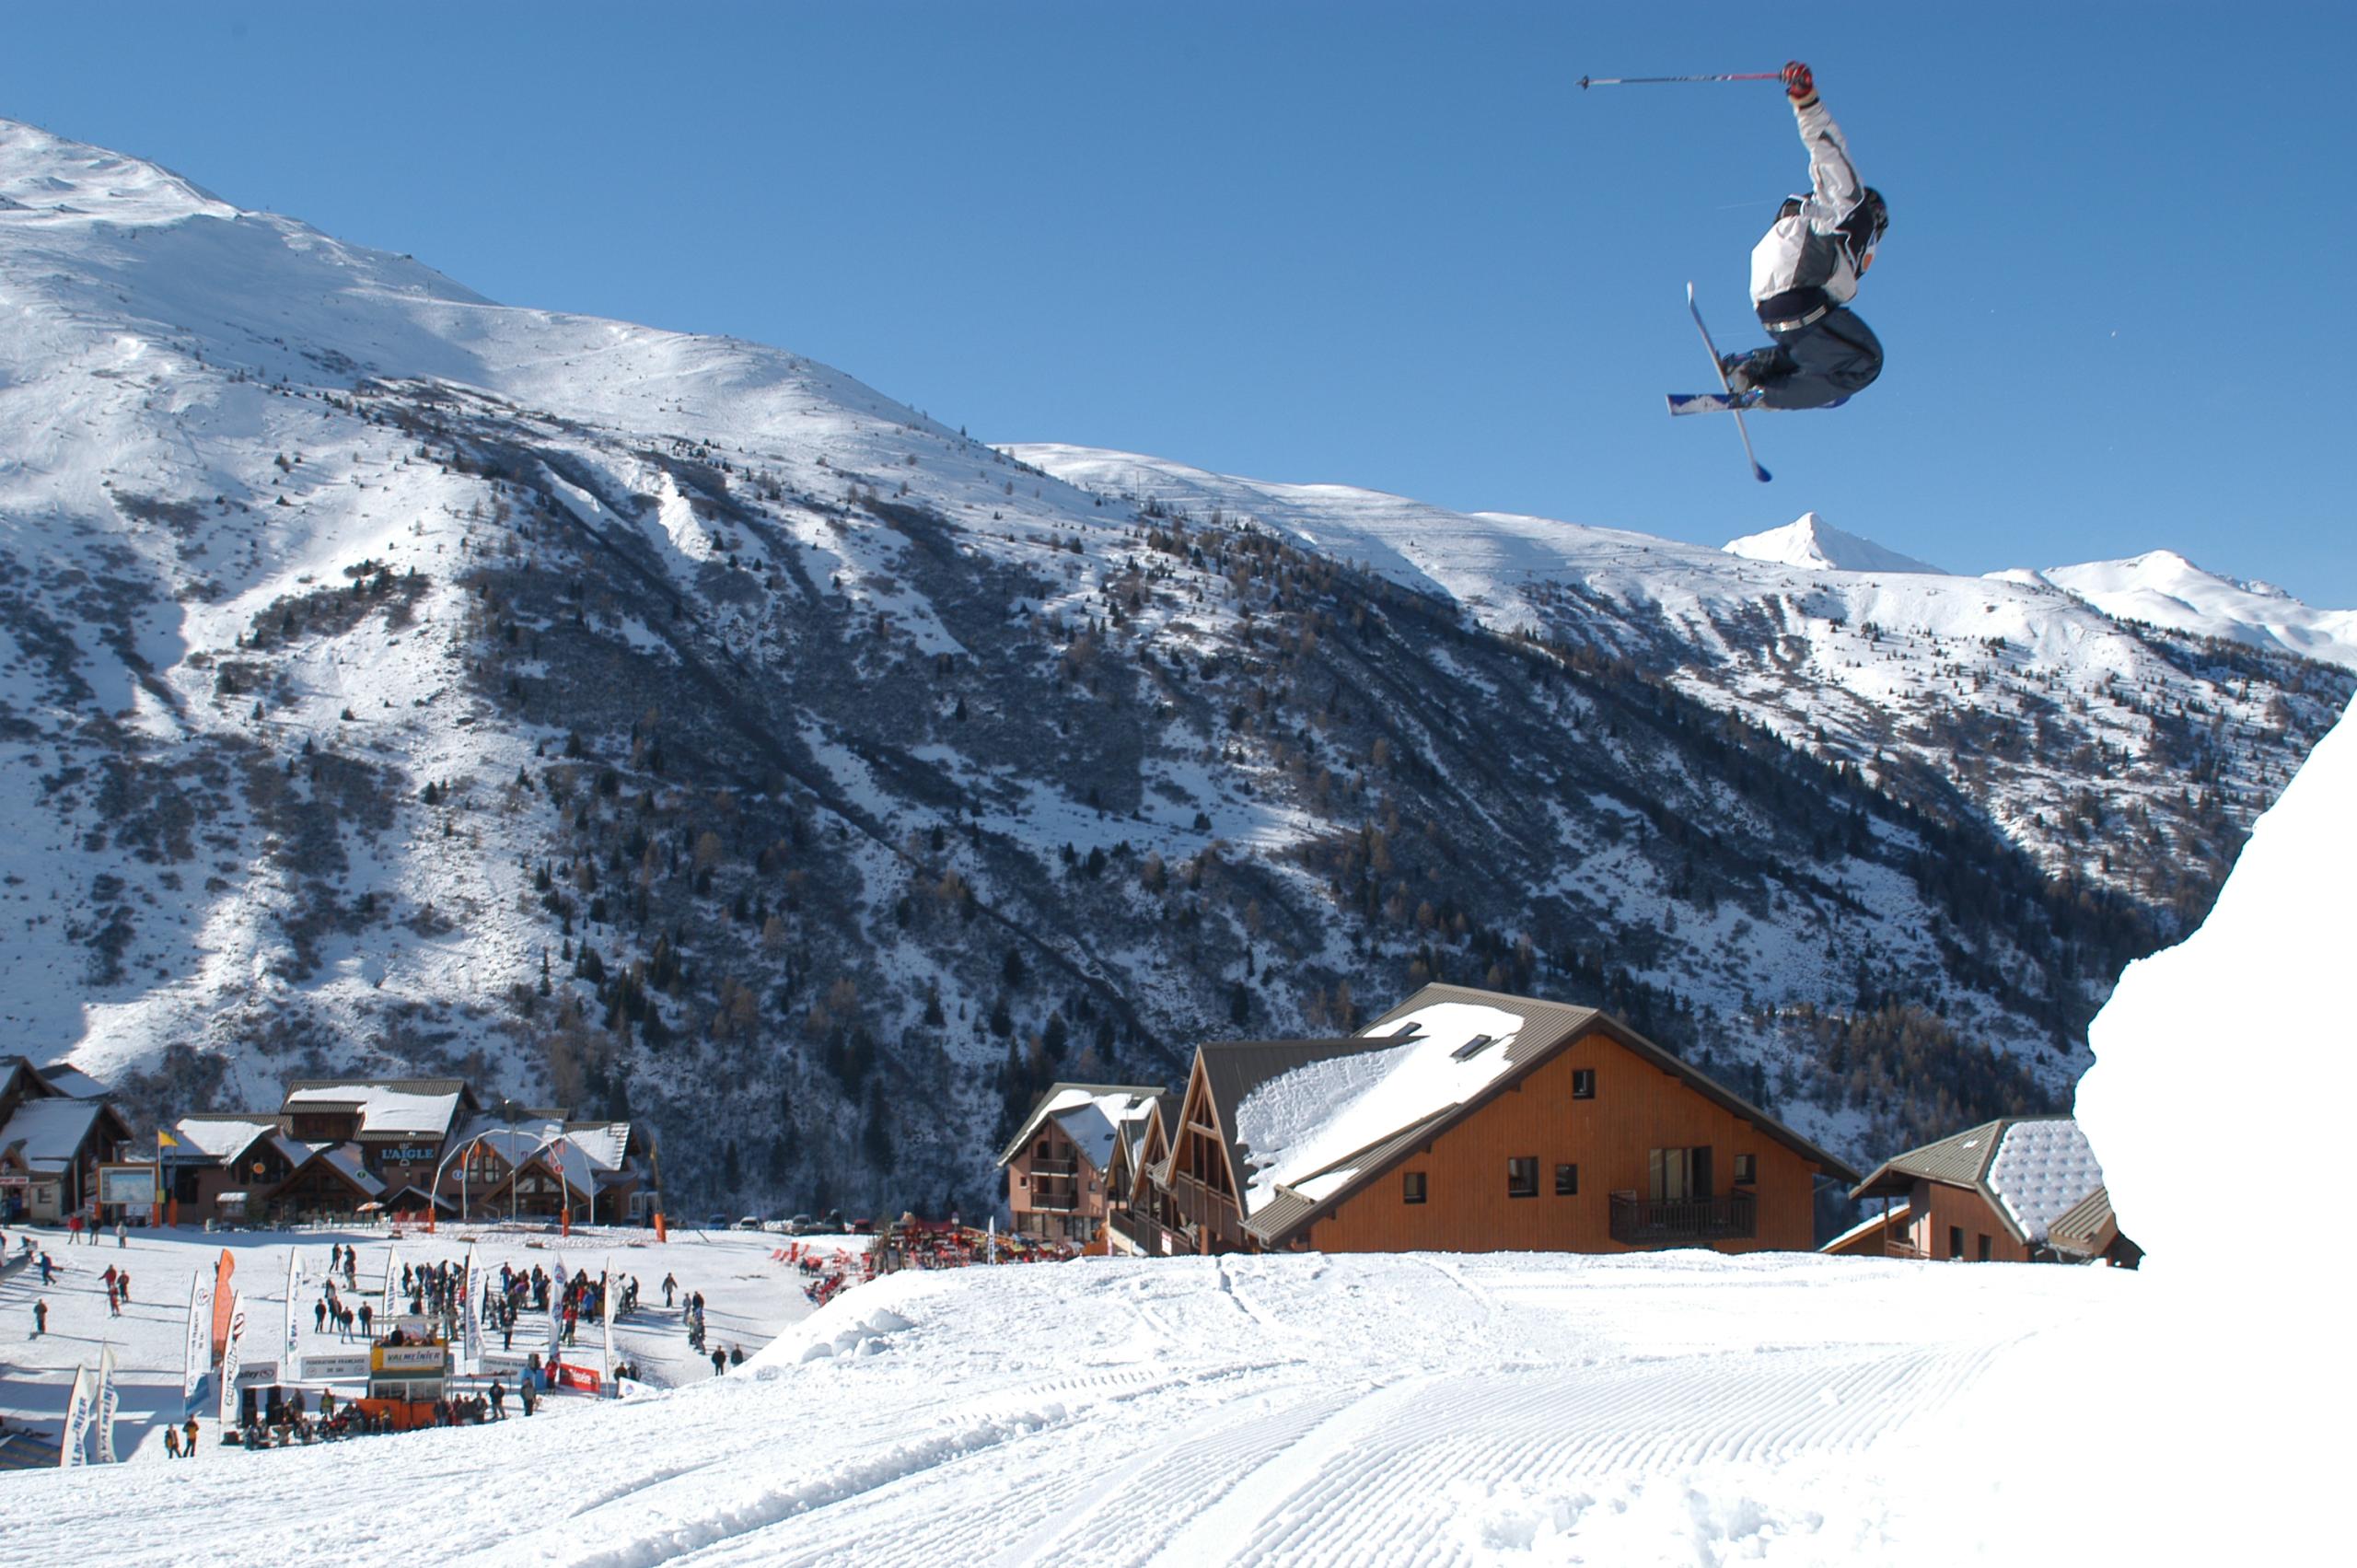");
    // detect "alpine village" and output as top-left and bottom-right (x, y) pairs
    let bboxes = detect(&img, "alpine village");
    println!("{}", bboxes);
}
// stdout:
(0, 31), (2343, 1568)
